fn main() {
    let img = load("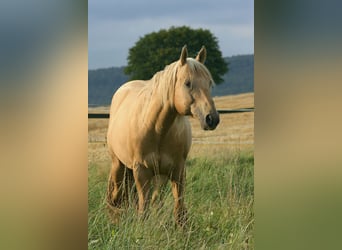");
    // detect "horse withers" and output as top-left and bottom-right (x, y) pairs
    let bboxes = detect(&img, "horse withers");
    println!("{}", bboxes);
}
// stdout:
(106, 46), (219, 226)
